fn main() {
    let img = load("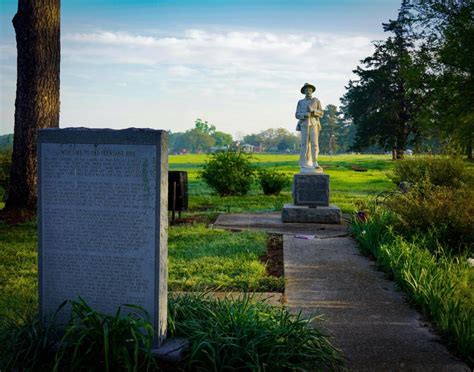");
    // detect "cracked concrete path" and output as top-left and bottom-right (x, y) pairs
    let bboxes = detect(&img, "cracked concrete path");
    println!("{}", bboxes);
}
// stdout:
(213, 212), (469, 370)
(284, 235), (469, 371)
